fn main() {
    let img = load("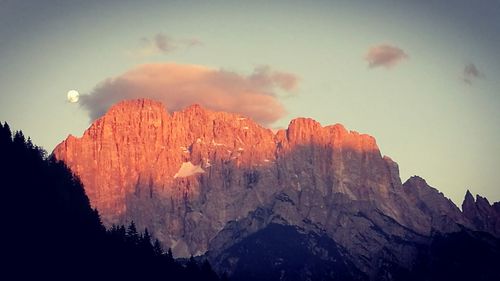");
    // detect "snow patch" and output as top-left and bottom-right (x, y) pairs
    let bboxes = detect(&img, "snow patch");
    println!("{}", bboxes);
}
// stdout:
(174, 162), (205, 178)
(211, 140), (225, 146)
(242, 126), (249, 130)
